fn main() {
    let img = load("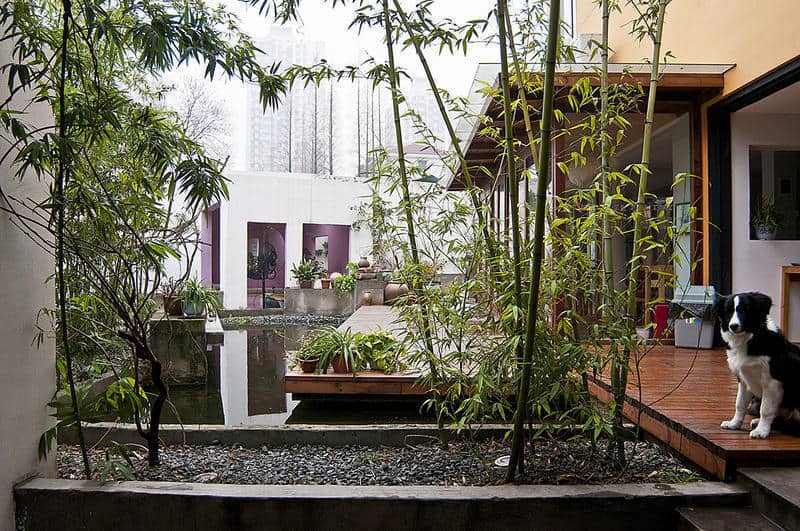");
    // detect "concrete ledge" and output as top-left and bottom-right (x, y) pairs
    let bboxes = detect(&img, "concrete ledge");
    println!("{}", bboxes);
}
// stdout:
(285, 287), (355, 316)
(15, 478), (748, 531)
(58, 423), (514, 448)
(218, 308), (284, 317)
